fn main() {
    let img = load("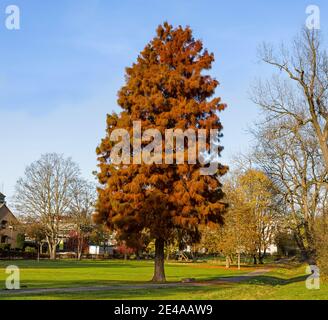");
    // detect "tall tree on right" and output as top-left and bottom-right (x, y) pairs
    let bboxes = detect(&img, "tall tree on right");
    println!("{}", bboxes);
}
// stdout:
(252, 28), (328, 263)
(254, 28), (328, 173)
